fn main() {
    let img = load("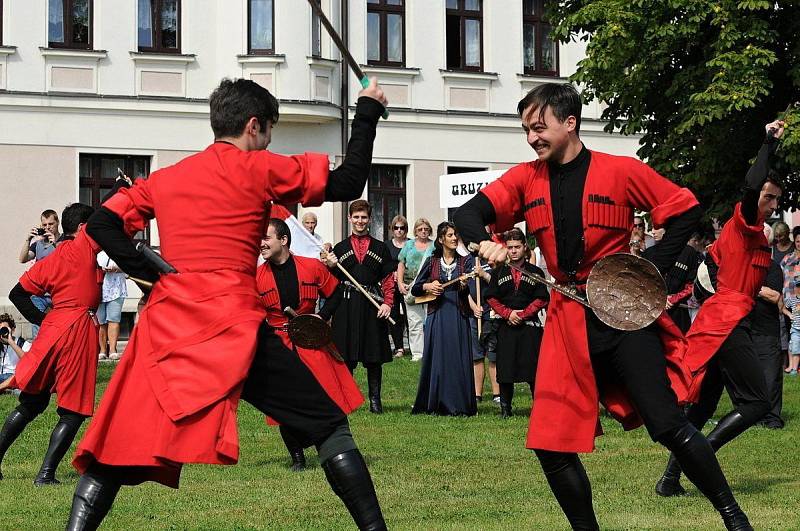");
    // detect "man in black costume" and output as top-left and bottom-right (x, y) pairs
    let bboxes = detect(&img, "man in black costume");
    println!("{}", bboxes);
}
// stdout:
(660, 231), (708, 333)
(329, 200), (396, 414)
(485, 228), (548, 418)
